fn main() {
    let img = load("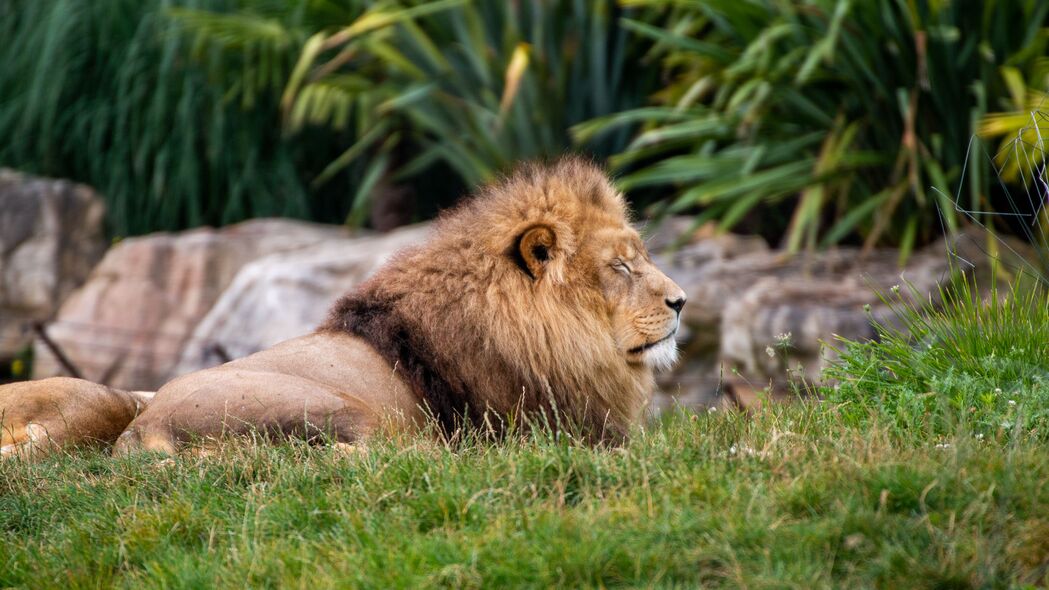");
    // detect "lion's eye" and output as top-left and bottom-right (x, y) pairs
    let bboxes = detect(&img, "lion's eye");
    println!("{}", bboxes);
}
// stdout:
(611, 260), (632, 275)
